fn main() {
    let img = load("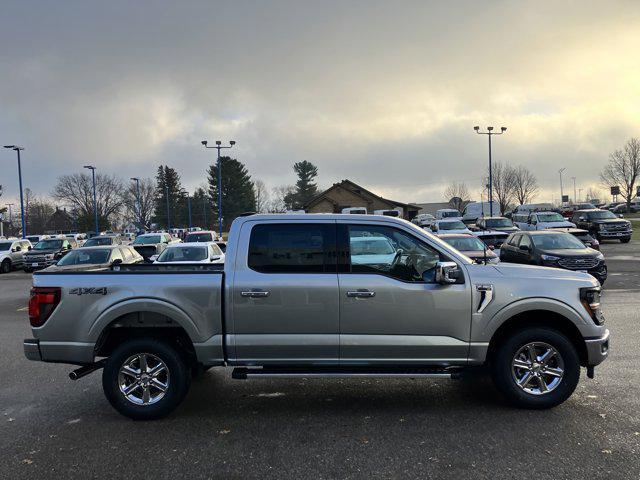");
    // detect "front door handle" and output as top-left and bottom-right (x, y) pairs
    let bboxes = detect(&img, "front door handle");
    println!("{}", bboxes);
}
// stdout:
(346, 290), (375, 298)
(241, 290), (270, 298)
